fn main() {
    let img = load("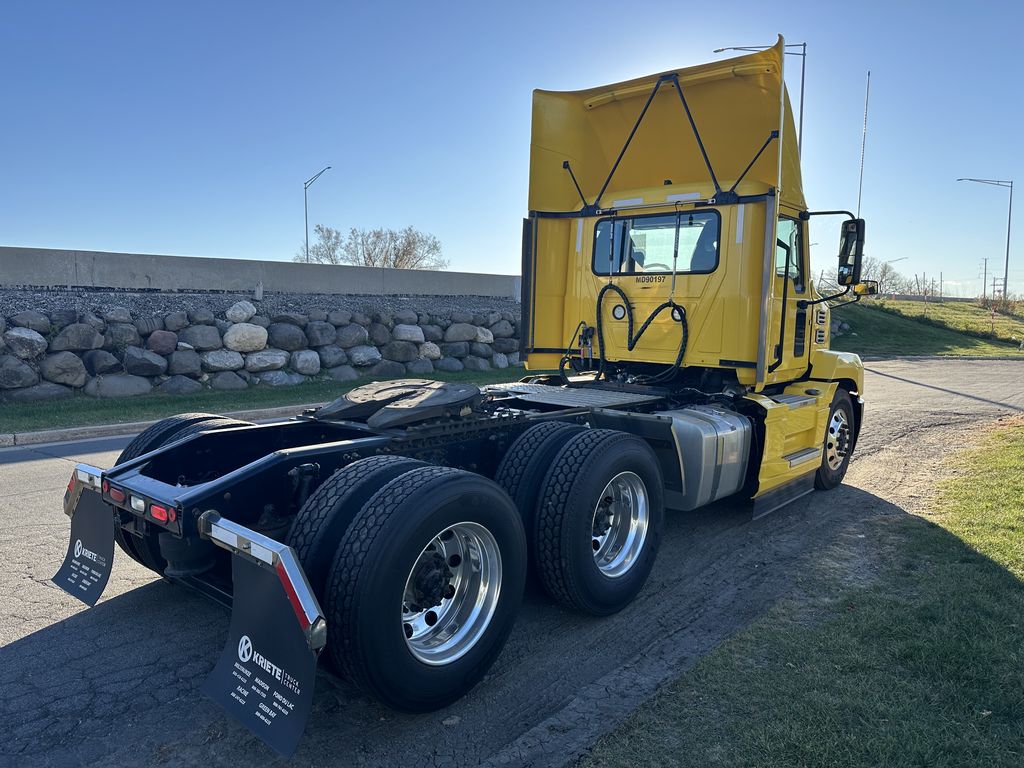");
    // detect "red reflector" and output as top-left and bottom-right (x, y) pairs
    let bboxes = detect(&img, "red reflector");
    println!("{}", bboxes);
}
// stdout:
(275, 560), (312, 630)
(150, 504), (169, 522)
(108, 486), (126, 503)
(166, 507), (177, 523)
(67, 474), (76, 494)
(102, 479), (110, 494)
